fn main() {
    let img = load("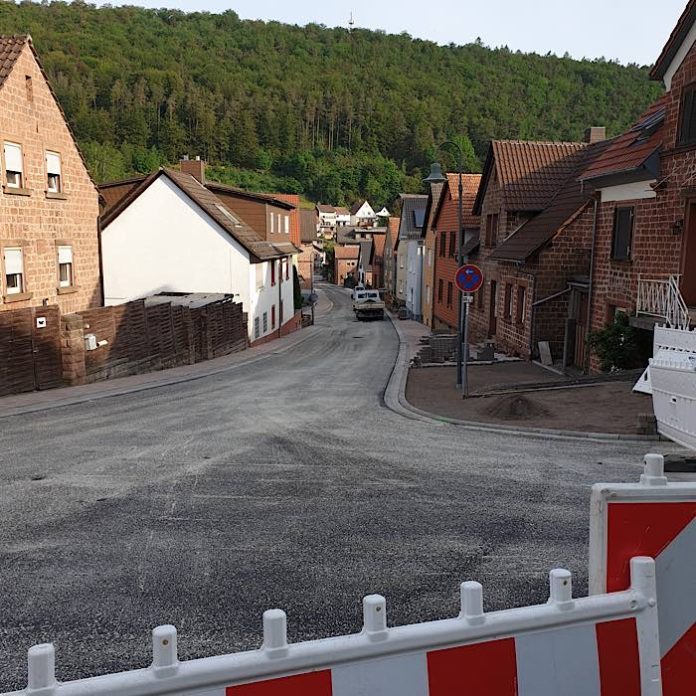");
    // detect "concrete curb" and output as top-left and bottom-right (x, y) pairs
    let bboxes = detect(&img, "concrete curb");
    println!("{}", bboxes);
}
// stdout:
(383, 312), (661, 444)
(0, 320), (321, 420)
